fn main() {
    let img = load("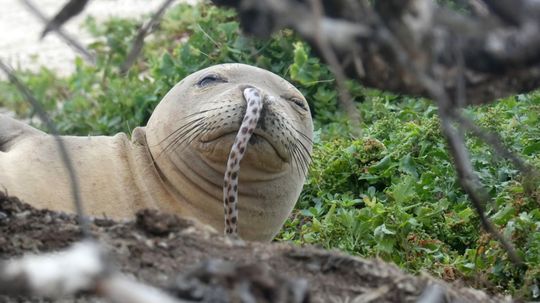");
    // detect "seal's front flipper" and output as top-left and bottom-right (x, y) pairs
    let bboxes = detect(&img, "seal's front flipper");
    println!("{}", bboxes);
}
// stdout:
(0, 114), (44, 152)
